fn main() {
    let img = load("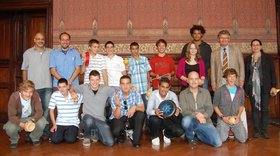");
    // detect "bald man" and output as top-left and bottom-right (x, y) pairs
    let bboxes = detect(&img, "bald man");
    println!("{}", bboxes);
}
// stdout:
(21, 32), (52, 140)
(180, 71), (222, 147)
